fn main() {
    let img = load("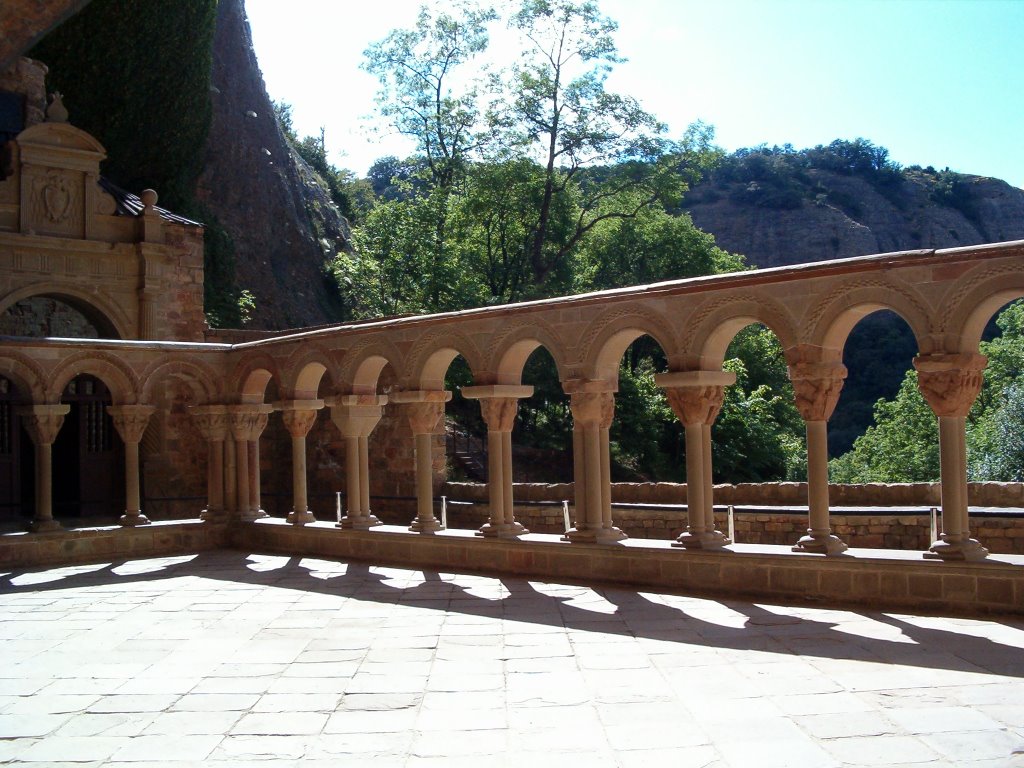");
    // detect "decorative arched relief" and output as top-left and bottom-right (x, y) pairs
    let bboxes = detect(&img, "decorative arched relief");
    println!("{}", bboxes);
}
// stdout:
(227, 352), (281, 403)
(407, 329), (485, 391)
(0, 283), (131, 340)
(803, 278), (932, 355)
(139, 356), (220, 404)
(577, 305), (678, 379)
(48, 350), (139, 404)
(682, 293), (799, 369)
(338, 338), (405, 394)
(935, 262), (1024, 353)
(281, 343), (338, 398)
(0, 351), (48, 402)
(487, 318), (568, 385)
